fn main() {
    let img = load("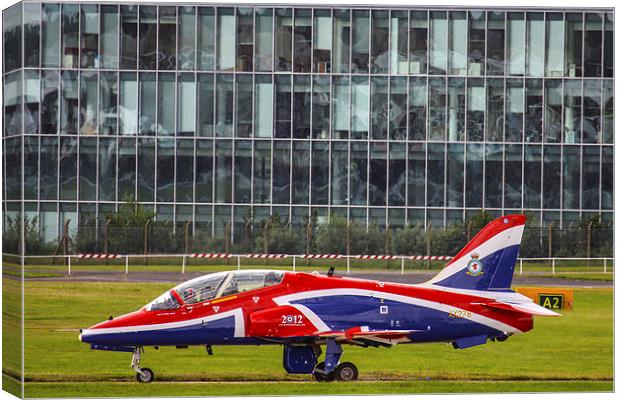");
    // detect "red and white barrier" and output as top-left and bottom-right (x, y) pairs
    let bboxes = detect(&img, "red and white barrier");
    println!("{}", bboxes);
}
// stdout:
(409, 255), (452, 261)
(190, 253), (230, 258)
(246, 254), (289, 259)
(355, 255), (398, 260)
(78, 254), (122, 259)
(300, 254), (343, 259)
